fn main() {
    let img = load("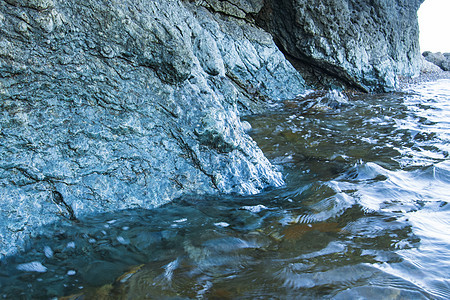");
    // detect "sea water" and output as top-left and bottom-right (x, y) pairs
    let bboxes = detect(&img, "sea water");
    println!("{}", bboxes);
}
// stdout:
(0, 79), (449, 299)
